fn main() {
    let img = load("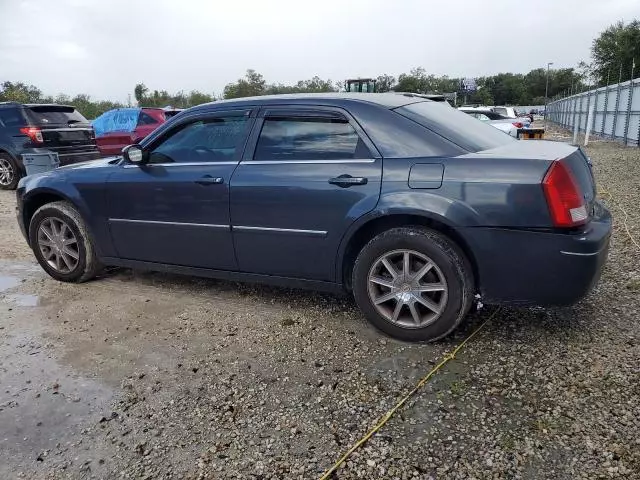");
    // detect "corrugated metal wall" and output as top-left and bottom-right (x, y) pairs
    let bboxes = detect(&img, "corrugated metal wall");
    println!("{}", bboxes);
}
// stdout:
(546, 78), (640, 146)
